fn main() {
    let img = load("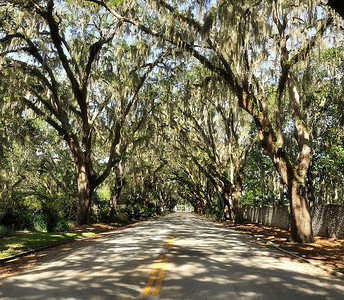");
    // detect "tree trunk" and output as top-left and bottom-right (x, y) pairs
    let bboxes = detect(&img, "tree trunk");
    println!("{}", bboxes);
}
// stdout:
(288, 178), (314, 243)
(222, 188), (231, 220)
(232, 196), (243, 224)
(230, 178), (243, 224)
(286, 75), (314, 243)
(231, 192), (243, 224)
(109, 161), (125, 218)
(256, 124), (314, 242)
(279, 177), (284, 206)
(109, 186), (120, 219)
(76, 163), (93, 225)
(334, 182), (339, 203)
(109, 178), (124, 217)
(307, 167), (316, 207)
